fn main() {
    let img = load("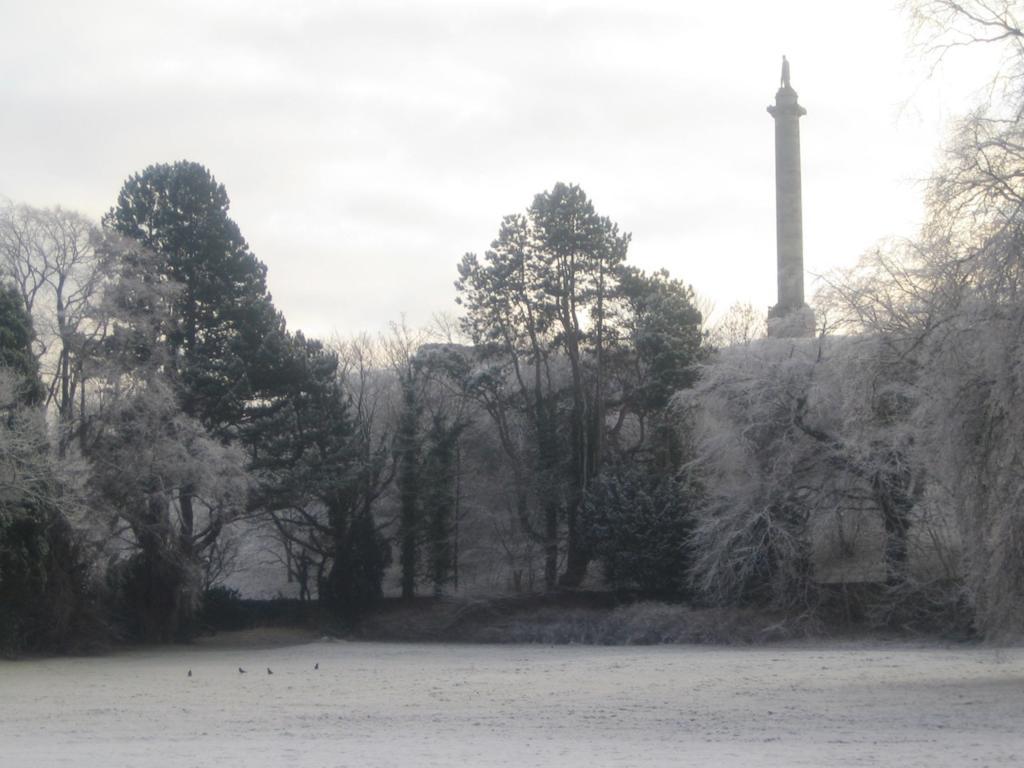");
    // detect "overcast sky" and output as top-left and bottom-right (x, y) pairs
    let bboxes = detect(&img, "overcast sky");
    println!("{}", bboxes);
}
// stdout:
(0, 0), (999, 339)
